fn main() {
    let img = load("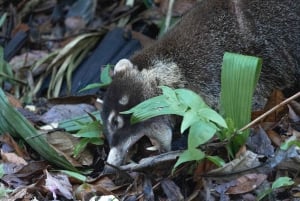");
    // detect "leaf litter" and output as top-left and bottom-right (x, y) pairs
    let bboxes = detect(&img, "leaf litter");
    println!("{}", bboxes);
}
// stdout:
(0, 0), (299, 200)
